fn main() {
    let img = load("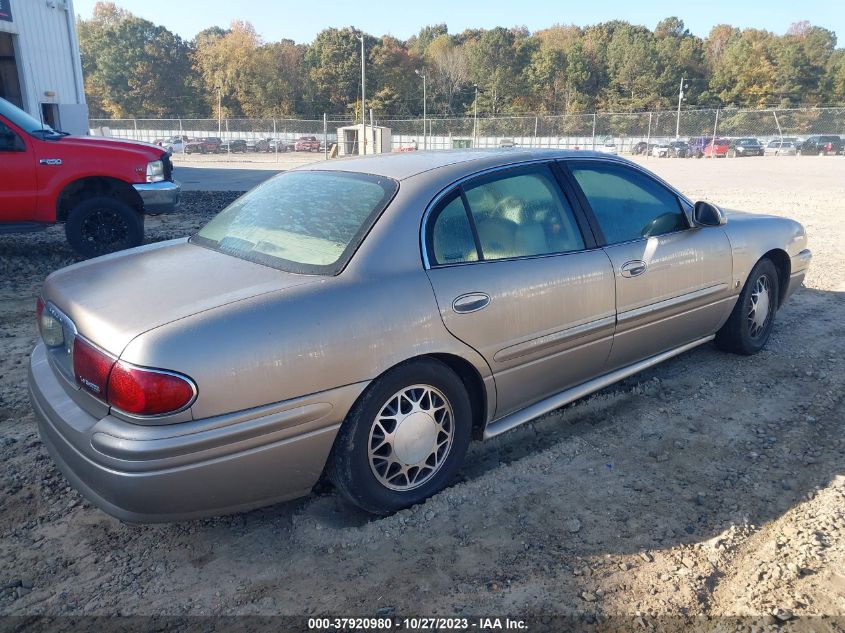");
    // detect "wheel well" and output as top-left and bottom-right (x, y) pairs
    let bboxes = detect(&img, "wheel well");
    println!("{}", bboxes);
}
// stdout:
(762, 249), (791, 307)
(427, 353), (488, 440)
(57, 177), (143, 222)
